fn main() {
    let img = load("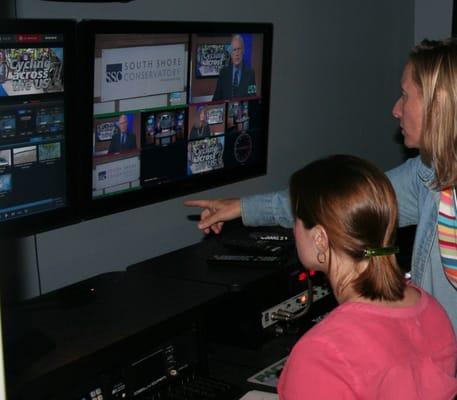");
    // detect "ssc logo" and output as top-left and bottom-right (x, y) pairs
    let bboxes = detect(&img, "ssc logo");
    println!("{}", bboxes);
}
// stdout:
(106, 63), (123, 83)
